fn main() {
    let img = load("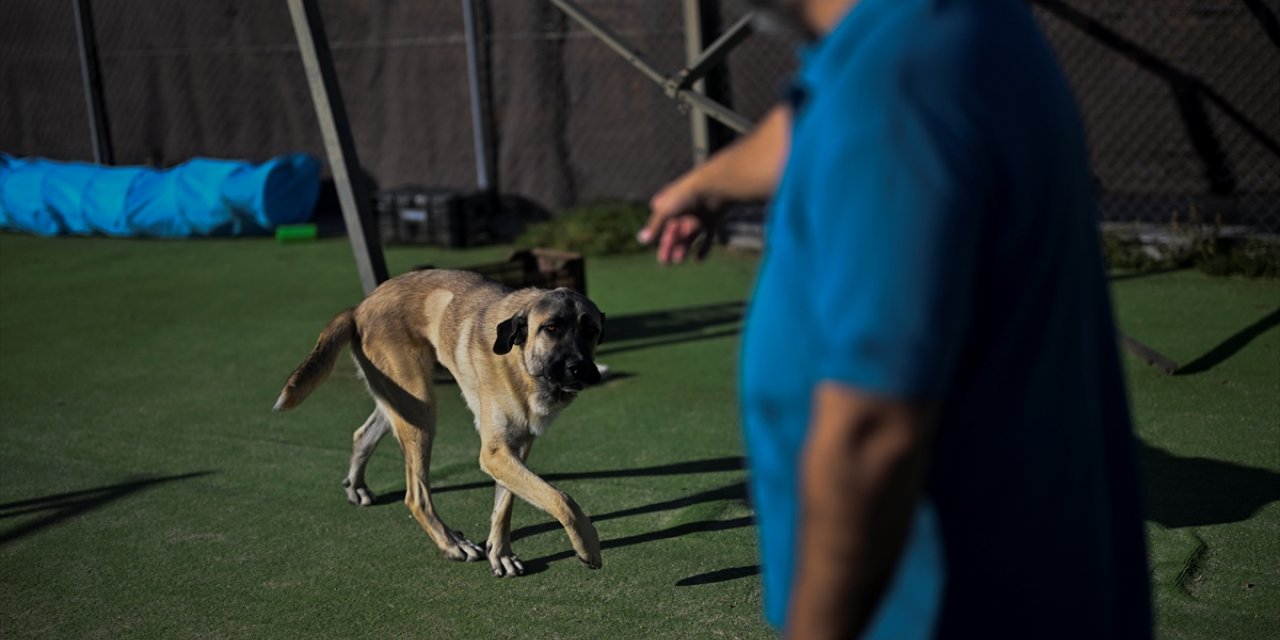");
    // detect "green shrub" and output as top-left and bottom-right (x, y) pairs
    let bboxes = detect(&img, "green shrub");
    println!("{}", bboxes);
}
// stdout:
(516, 200), (651, 256)
(1102, 206), (1280, 279)
(1102, 232), (1187, 272)
(1197, 238), (1280, 278)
